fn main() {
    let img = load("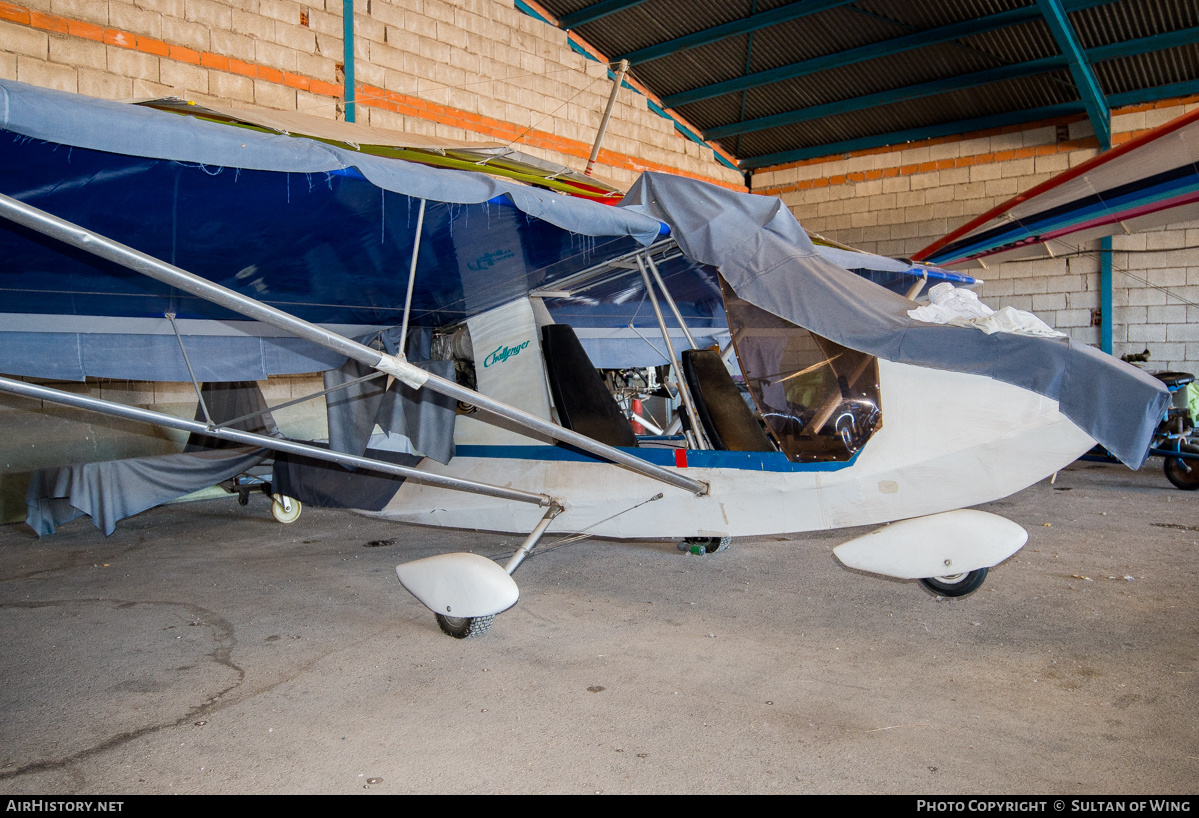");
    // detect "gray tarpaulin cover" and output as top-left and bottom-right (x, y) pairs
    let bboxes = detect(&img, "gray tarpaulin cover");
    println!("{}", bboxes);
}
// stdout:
(324, 328), (457, 464)
(620, 173), (1170, 468)
(25, 447), (268, 536)
(26, 383), (274, 535)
